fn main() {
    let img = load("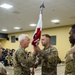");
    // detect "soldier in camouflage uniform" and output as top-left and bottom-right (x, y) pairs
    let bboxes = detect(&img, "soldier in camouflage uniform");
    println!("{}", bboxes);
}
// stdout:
(65, 24), (75, 75)
(0, 43), (2, 57)
(0, 62), (7, 75)
(0, 43), (7, 75)
(34, 34), (60, 75)
(5, 52), (12, 66)
(13, 34), (37, 75)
